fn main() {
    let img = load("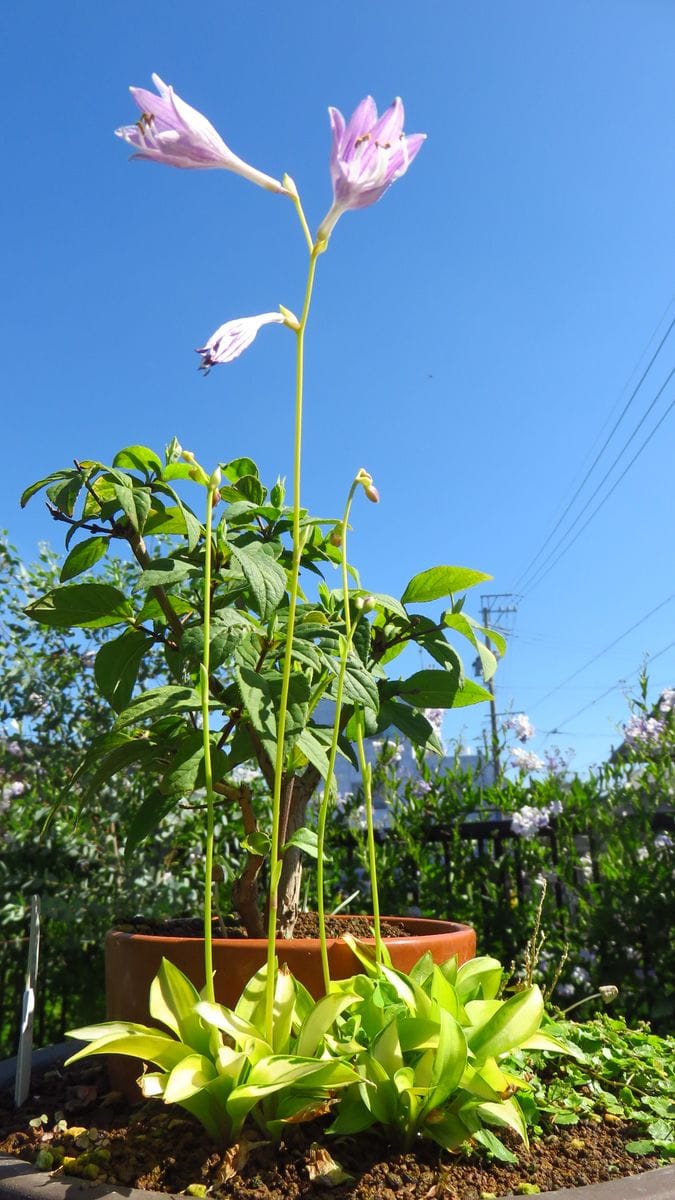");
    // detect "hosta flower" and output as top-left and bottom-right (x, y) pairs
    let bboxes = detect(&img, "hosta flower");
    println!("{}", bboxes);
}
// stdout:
(196, 312), (286, 373)
(317, 96), (426, 242)
(116, 74), (287, 193)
